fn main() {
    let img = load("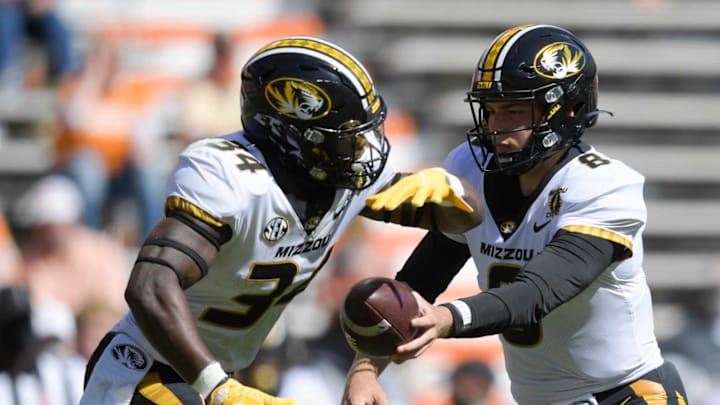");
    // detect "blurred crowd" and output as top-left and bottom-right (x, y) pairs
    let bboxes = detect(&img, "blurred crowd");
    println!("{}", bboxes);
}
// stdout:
(1, 1), (719, 404)
(0, 1), (510, 403)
